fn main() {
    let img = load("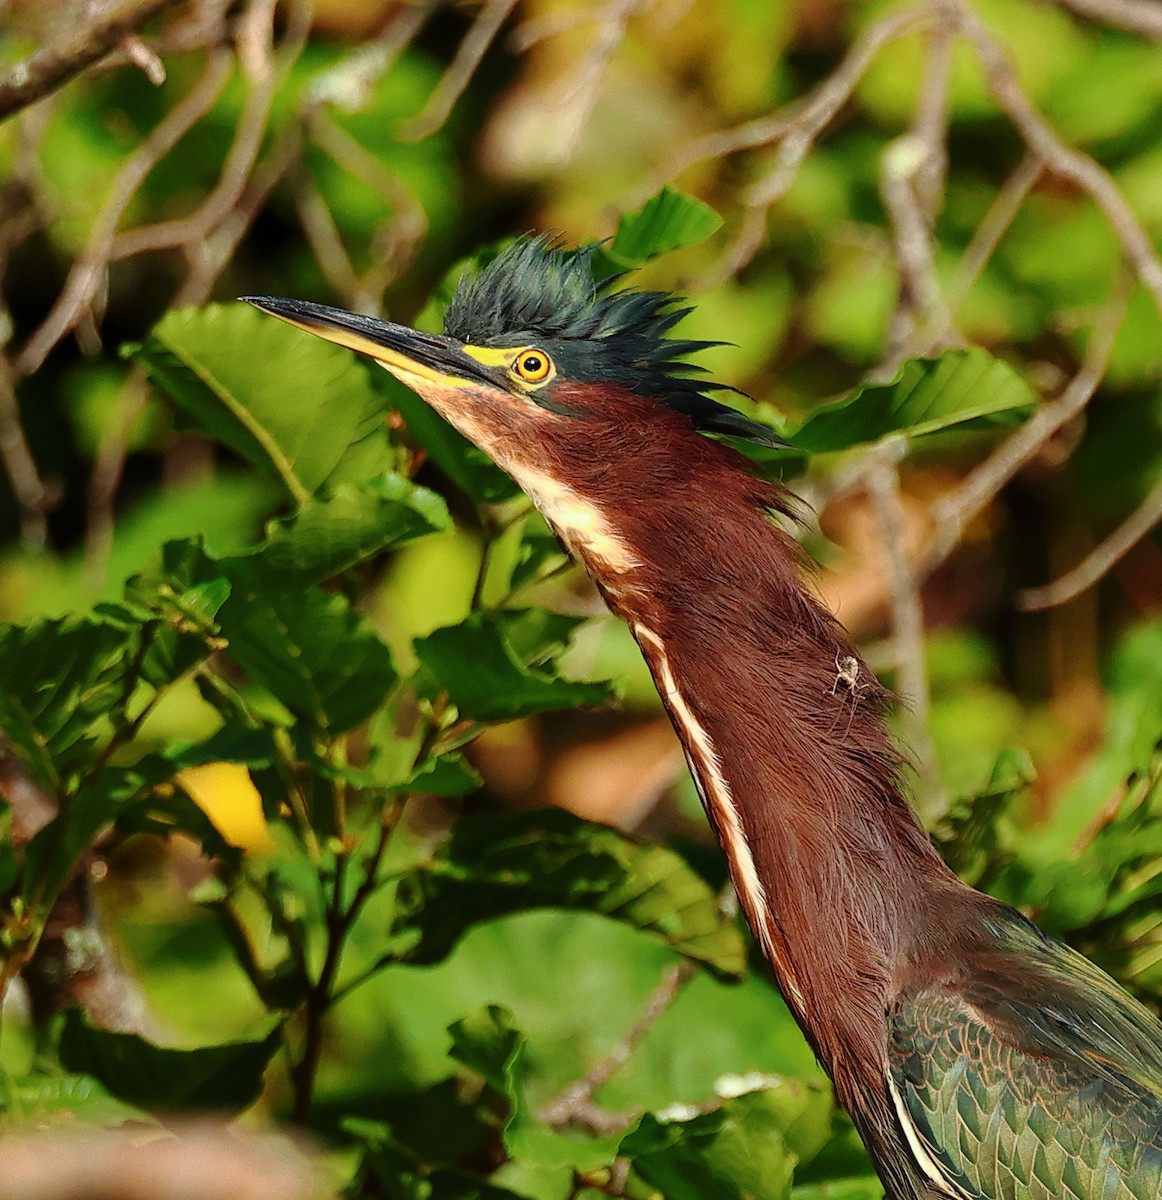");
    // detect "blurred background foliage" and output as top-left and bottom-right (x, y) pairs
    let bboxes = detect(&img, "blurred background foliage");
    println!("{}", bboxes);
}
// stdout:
(0, 0), (1161, 1197)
